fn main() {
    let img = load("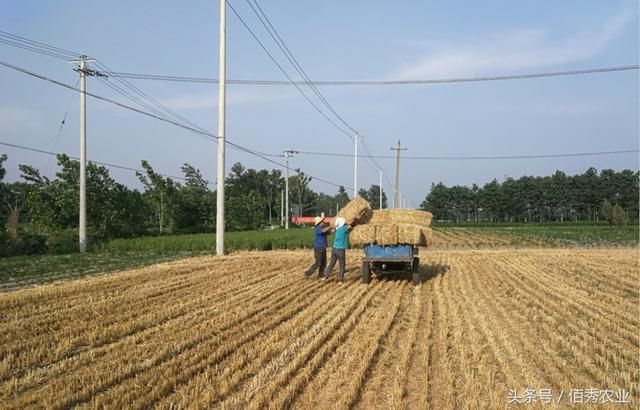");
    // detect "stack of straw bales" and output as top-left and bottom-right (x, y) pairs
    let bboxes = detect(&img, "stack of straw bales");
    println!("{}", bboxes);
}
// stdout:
(349, 208), (433, 247)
